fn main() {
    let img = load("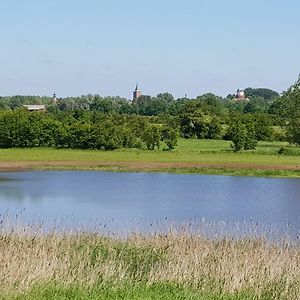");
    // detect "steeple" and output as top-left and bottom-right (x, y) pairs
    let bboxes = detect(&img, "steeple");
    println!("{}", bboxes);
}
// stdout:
(52, 92), (58, 105)
(133, 83), (142, 101)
